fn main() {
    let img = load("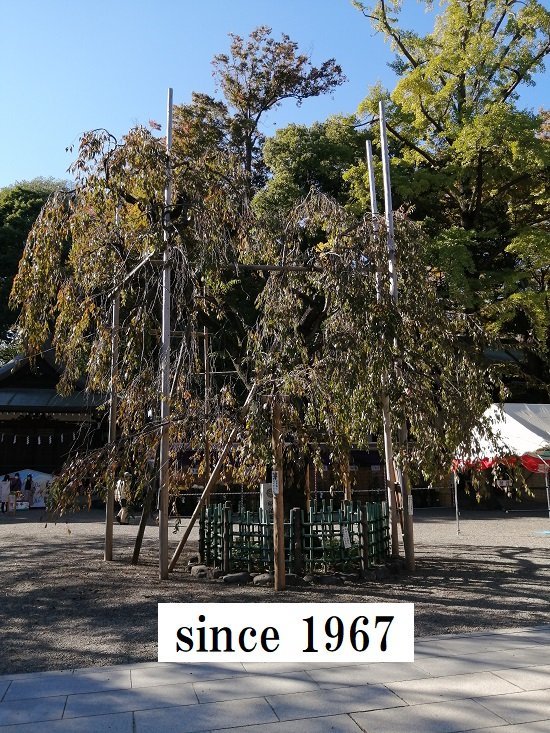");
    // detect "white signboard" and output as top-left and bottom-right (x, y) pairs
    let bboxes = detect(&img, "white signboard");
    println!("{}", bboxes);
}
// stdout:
(271, 469), (279, 496)
(159, 602), (415, 664)
(341, 527), (352, 549)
